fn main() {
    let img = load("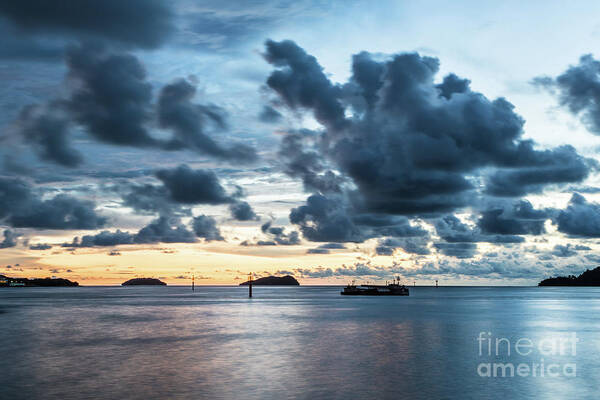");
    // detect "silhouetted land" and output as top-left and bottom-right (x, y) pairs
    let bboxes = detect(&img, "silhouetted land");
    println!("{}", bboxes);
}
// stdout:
(539, 266), (600, 286)
(0, 275), (78, 287)
(239, 275), (299, 286)
(122, 278), (166, 286)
